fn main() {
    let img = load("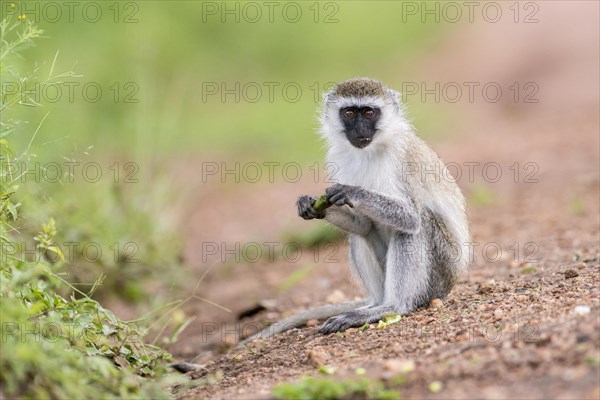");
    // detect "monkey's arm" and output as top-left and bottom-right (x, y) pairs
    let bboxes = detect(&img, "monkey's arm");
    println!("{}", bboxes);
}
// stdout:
(326, 183), (420, 234)
(298, 195), (372, 236)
